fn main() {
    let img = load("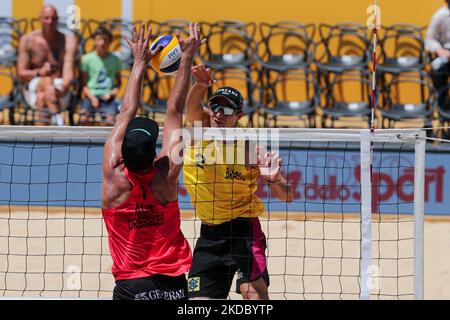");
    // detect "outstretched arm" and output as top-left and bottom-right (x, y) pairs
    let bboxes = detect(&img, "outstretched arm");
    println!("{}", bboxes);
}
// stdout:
(103, 24), (160, 175)
(185, 64), (215, 125)
(160, 23), (205, 183)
